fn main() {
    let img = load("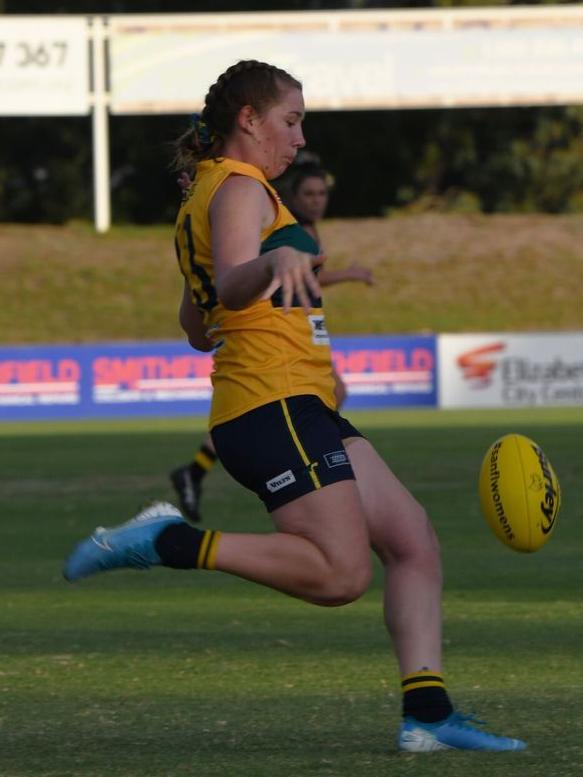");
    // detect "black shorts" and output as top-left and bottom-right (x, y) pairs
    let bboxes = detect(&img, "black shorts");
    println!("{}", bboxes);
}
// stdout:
(210, 394), (364, 512)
